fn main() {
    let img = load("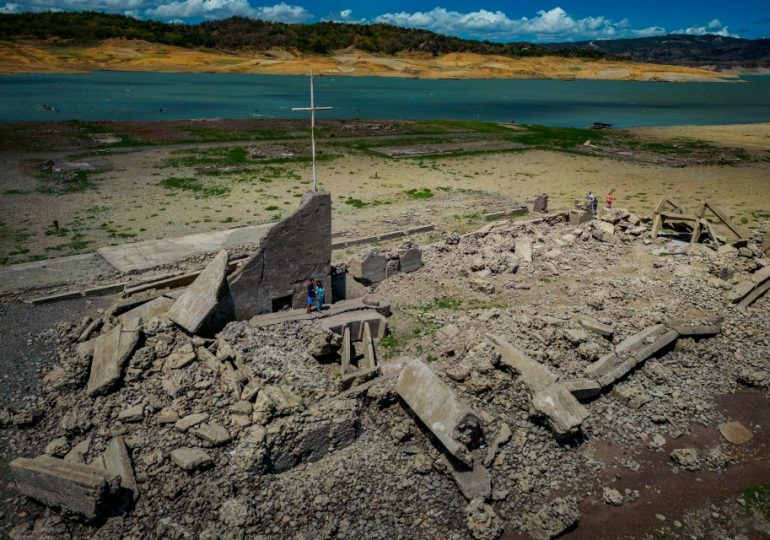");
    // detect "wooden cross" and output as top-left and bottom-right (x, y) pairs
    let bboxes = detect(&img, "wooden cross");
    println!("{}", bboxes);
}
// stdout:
(292, 72), (333, 192)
